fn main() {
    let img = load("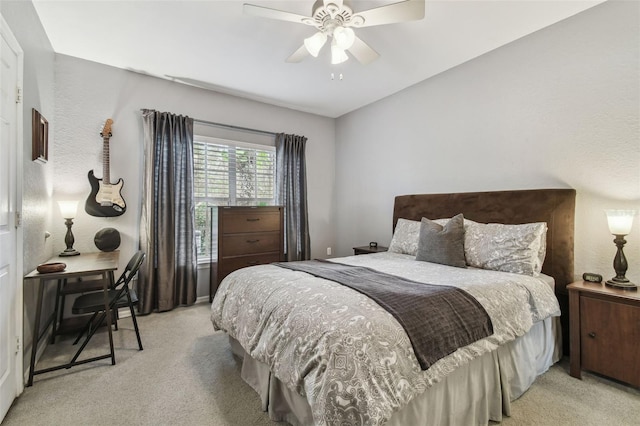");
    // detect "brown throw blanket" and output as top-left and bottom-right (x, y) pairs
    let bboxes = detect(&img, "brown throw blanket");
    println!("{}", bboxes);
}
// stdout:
(274, 260), (493, 370)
